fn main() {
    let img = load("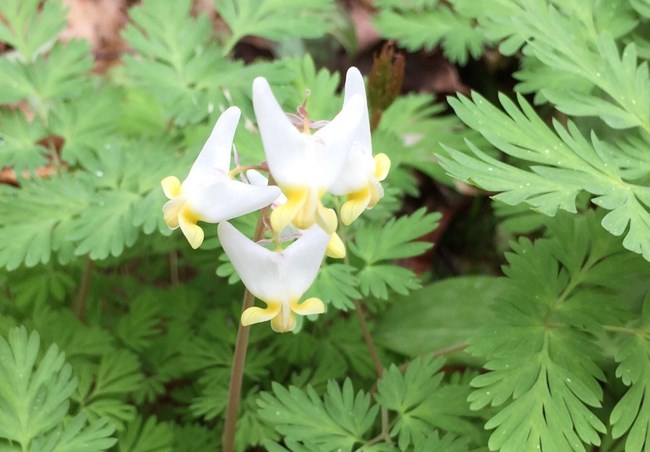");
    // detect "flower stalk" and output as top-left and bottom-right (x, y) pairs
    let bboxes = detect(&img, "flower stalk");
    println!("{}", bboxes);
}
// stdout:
(222, 202), (272, 451)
